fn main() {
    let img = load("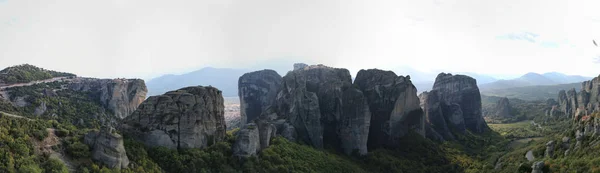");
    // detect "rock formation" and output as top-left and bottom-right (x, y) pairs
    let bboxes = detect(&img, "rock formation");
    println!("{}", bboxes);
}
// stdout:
(338, 87), (371, 155)
(545, 140), (555, 158)
(293, 63), (308, 71)
(84, 127), (129, 169)
(531, 161), (544, 173)
(492, 97), (512, 117)
(232, 123), (260, 158)
(421, 73), (488, 141)
(554, 75), (600, 119)
(69, 78), (147, 119)
(238, 70), (282, 124)
(274, 64), (353, 149)
(354, 69), (424, 149)
(121, 86), (226, 149)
